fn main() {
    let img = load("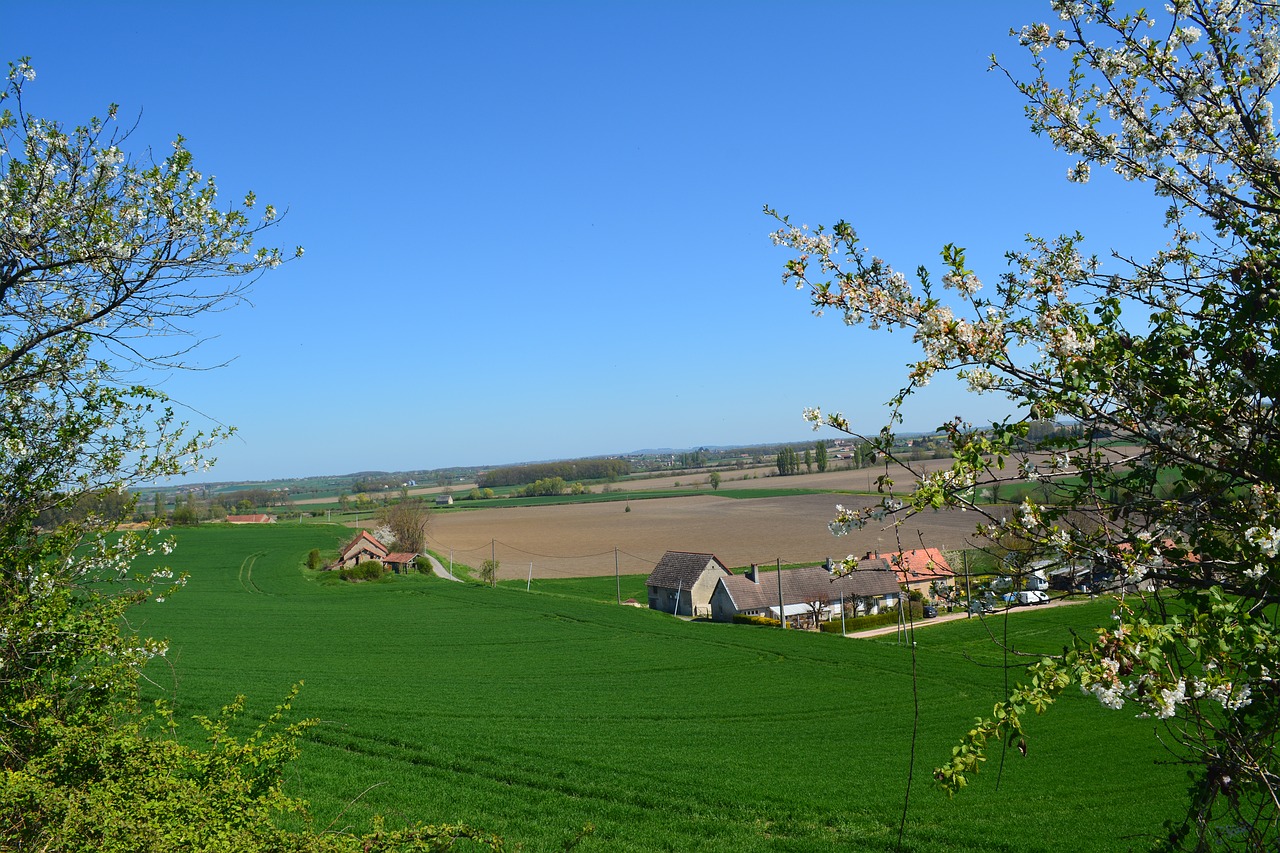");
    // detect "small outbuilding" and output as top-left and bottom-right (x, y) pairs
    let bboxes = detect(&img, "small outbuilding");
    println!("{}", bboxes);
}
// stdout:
(226, 513), (275, 524)
(383, 552), (420, 574)
(646, 551), (732, 617)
